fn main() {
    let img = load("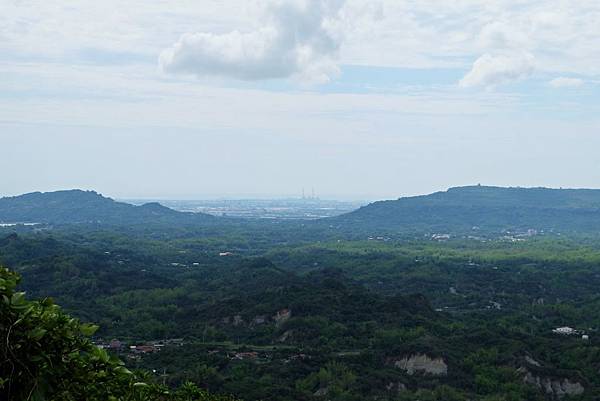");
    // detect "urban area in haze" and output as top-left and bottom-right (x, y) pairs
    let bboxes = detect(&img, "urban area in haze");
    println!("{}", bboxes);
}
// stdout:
(125, 191), (366, 220)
